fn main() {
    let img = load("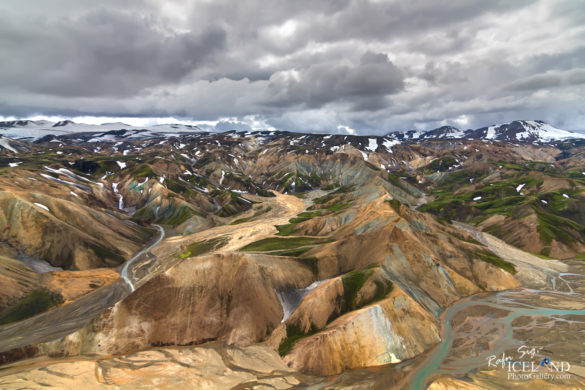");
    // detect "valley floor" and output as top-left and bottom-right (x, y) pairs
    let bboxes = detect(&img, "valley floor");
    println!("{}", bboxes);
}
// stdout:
(1, 192), (585, 389)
